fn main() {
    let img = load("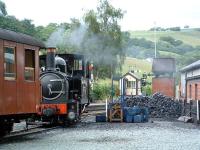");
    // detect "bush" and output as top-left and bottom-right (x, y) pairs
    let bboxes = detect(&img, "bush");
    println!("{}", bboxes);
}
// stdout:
(159, 36), (183, 46)
(90, 83), (111, 101)
(142, 85), (152, 96)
